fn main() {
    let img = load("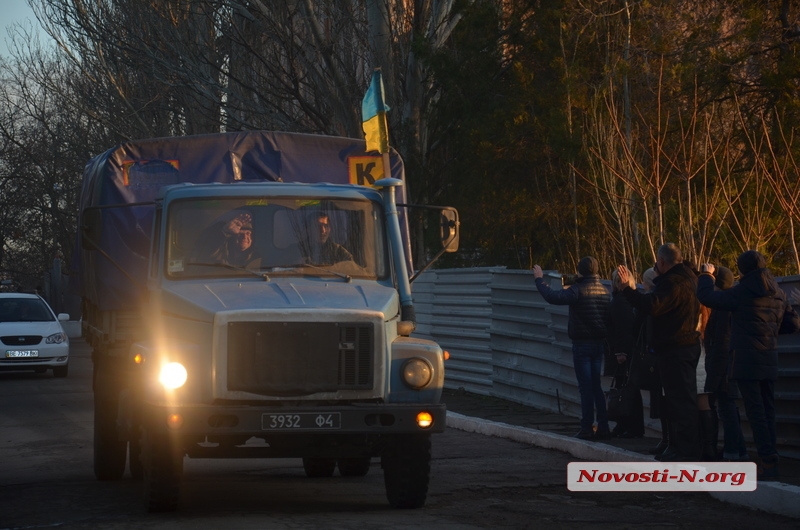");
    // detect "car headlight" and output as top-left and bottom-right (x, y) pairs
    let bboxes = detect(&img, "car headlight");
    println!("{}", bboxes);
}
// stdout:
(401, 358), (433, 389)
(159, 362), (188, 389)
(45, 332), (67, 344)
